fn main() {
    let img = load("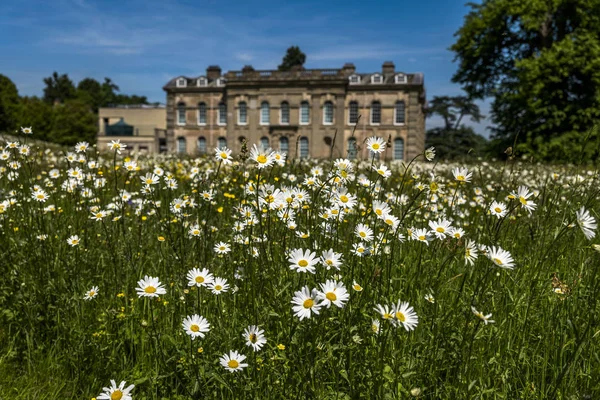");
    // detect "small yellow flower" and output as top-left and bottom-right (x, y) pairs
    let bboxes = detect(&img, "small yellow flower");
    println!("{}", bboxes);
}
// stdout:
(141, 216), (147, 221)
(217, 207), (224, 213)
(277, 344), (285, 350)
(198, 347), (203, 353)
(117, 292), (125, 298)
